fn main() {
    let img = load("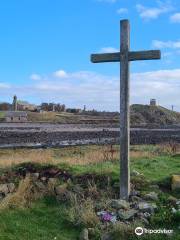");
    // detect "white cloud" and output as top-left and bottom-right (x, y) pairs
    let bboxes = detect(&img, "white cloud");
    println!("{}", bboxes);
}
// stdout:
(117, 8), (128, 14)
(152, 40), (180, 49)
(170, 13), (180, 23)
(131, 69), (180, 109)
(136, 2), (173, 20)
(100, 47), (119, 53)
(30, 74), (41, 81)
(0, 83), (10, 89)
(53, 70), (68, 78)
(33, 69), (180, 111)
(1, 69), (180, 111)
(132, 69), (180, 82)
